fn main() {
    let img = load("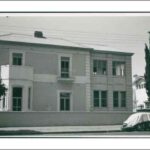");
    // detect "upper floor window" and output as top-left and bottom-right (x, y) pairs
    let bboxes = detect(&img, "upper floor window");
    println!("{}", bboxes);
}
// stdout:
(113, 91), (126, 108)
(12, 53), (23, 66)
(93, 60), (107, 75)
(61, 57), (70, 78)
(112, 61), (125, 76)
(93, 90), (107, 108)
